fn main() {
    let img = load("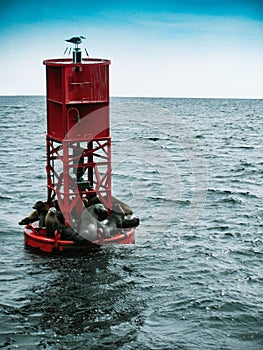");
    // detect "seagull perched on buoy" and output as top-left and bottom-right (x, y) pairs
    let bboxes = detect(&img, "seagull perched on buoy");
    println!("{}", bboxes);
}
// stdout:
(65, 36), (86, 47)
(64, 36), (89, 57)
